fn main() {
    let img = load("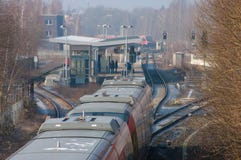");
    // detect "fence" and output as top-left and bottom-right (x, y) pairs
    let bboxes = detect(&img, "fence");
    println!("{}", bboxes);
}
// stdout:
(0, 100), (23, 126)
(37, 49), (65, 59)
